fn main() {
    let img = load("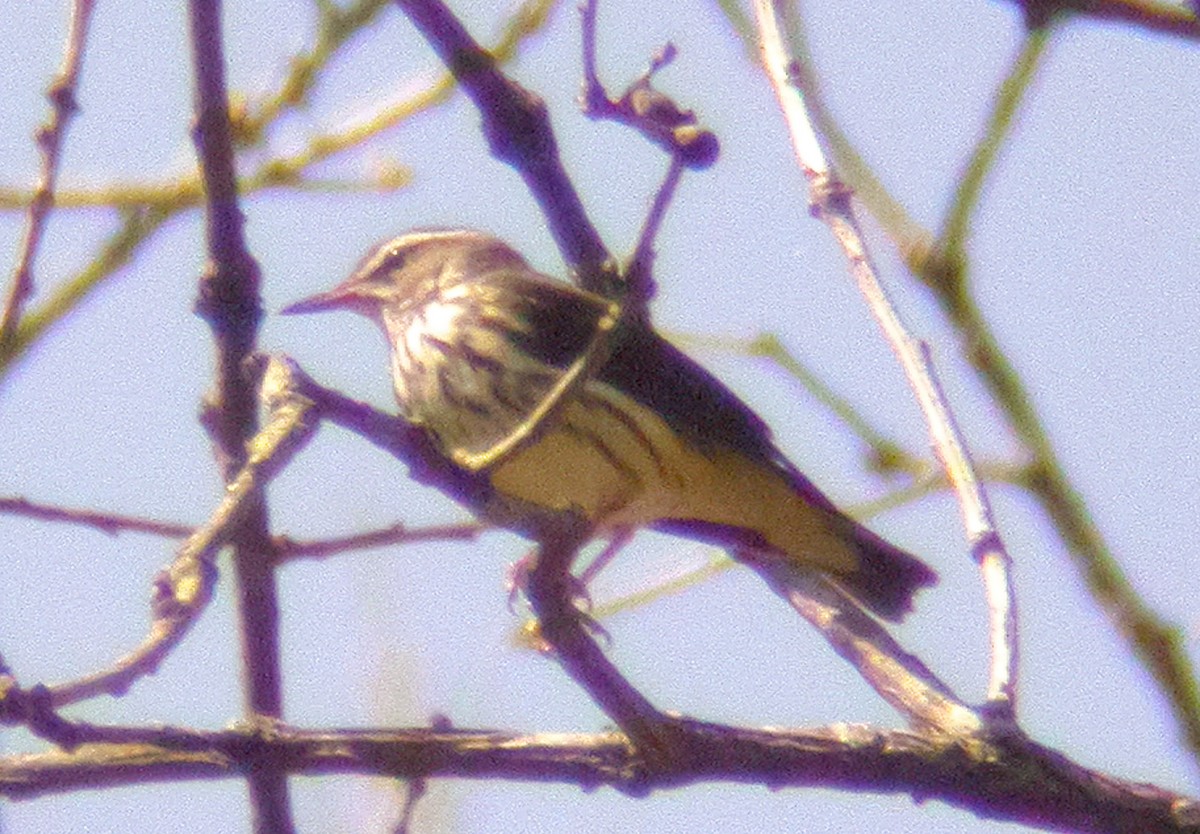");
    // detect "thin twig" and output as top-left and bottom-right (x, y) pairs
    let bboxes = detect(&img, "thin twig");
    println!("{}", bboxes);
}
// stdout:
(578, 0), (716, 312)
(275, 521), (485, 562)
(934, 28), (1051, 275)
(0, 207), (171, 379)
(0, 497), (193, 539)
(41, 362), (320, 707)
(270, 356), (492, 510)
(391, 777), (426, 834)
(625, 157), (683, 310)
(0, 496), (483, 555)
(0, 0), (96, 348)
(448, 300), (622, 474)
(752, 0), (1019, 714)
(578, 0), (719, 170)
(675, 330), (929, 478)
